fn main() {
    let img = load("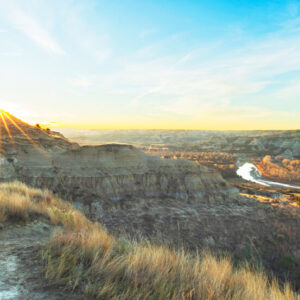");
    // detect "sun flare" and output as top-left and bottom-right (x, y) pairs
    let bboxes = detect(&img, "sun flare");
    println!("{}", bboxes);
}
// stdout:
(0, 104), (36, 125)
